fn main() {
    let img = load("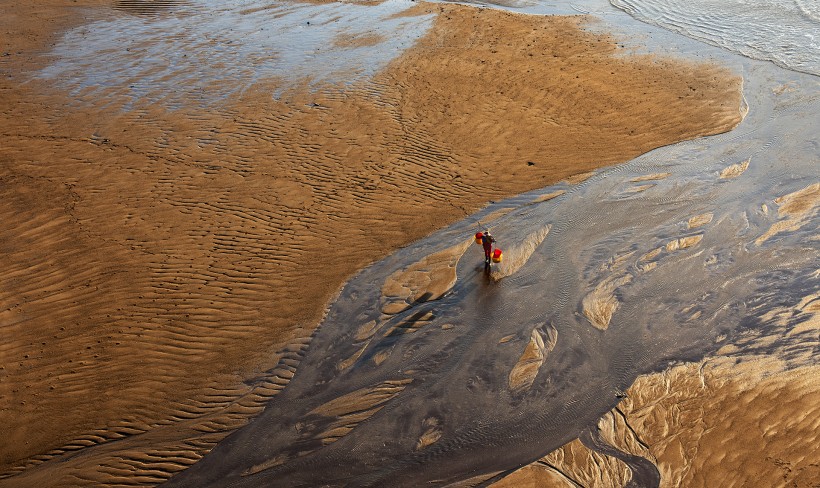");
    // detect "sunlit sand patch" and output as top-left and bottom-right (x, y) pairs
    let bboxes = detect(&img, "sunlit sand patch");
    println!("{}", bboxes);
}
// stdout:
(492, 437), (633, 487)
(311, 378), (412, 416)
(489, 462), (571, 487)
(624, 183), (655, 194)
(242, 454), (289, 476)
(599, 250), (636, 274)
(114, 0), (190, 15)
(719, 157), (750, 178)
(336, 316), (384, 371)
(373, 349), (391, 365)
(631, 172), (671, 182)
(498, 334), (516, 344)
(508, 326), (558, 393)
(531, 190), (566, 204)
(11, 338), (317, 484)
(332, 32), (386, 49)
(564, 172), (597, 185)
(389, 5), (743, 187)
(640, 247), (664, 263)
(756, 182), (820, 245)
(381, 301), (411, 315)
(355, 320), (379, 341)
(315, 407), (387, 446)
(242, 379), (411, 475)
(381, 238), (473, 314)
(639, 231), (704, 273)
(338, 320), (381, 370)
(615, 358), (820, 487)
(481, 207), (517, 225)
(787, 294), (820, 337)
(490, 225), (551, 281)
(497, 354), (820, 487)
(687, 212), (713, 229)
(581, 274), (633, 330)
(798, 291), (820, 313)
(595, 409), (654, 464)
(681, 302), (704, 322)
(448, 471), (505, 488)
(337, 341), (370, 371)
(415, 417), (442, 450)
(665, 233), (703, 252)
